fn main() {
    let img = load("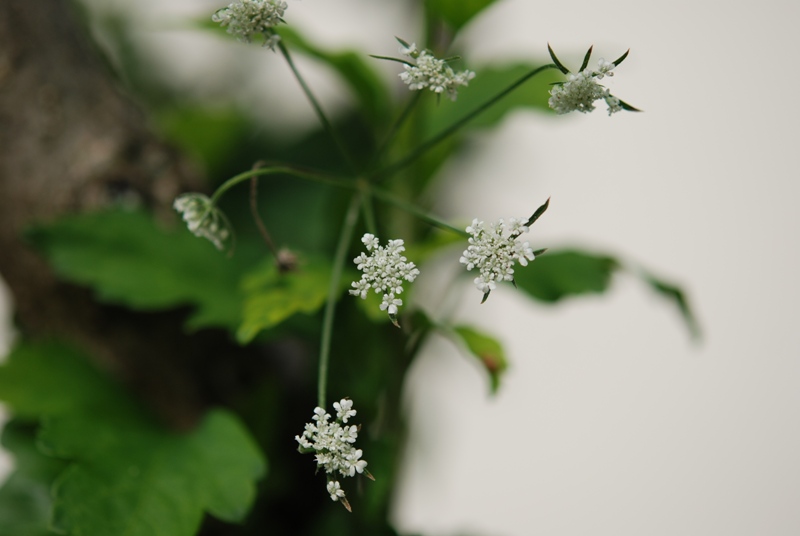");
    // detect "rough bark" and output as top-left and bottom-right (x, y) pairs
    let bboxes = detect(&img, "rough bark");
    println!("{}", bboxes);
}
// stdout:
(0, 0), (254, 428)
